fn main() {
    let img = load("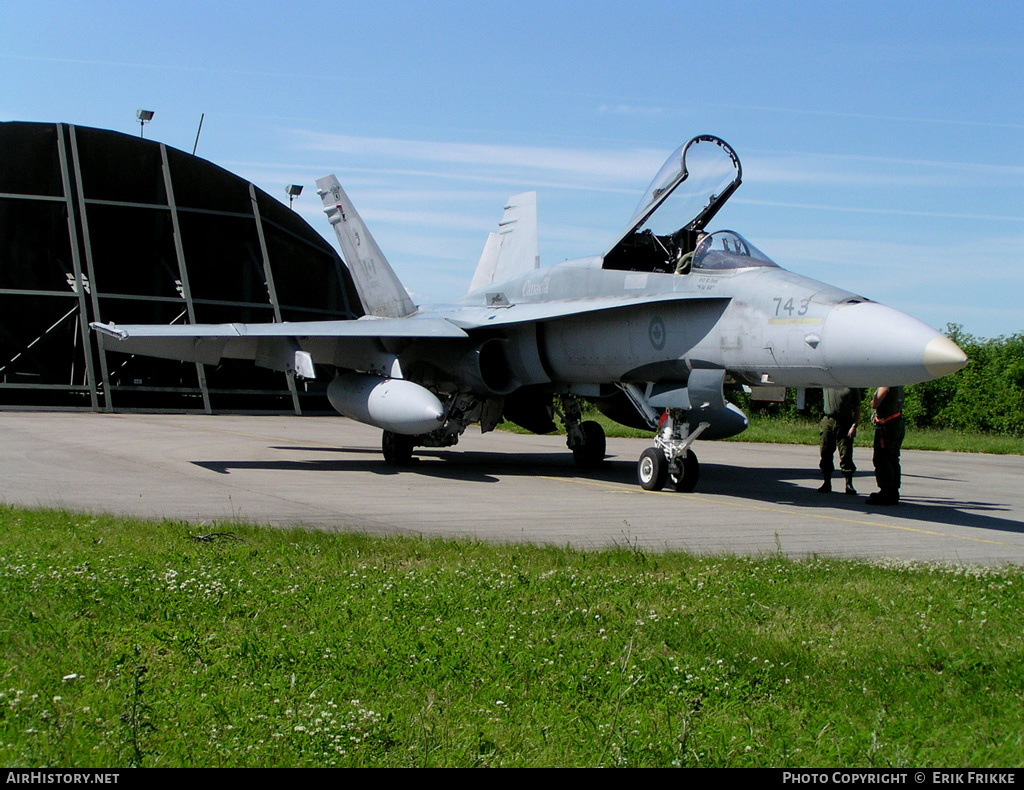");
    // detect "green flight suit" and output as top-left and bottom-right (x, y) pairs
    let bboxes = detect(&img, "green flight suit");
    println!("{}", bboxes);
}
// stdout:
(871, 386), (905, 504)
(819, 388), (862, 483)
